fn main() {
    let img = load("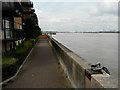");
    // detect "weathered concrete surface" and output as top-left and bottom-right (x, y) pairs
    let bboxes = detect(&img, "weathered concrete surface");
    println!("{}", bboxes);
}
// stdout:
(91, 74), (118, 88)
(50, 38), (118, 89)
(3, 39), (70, 88)
(50, 38), (90, 88)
